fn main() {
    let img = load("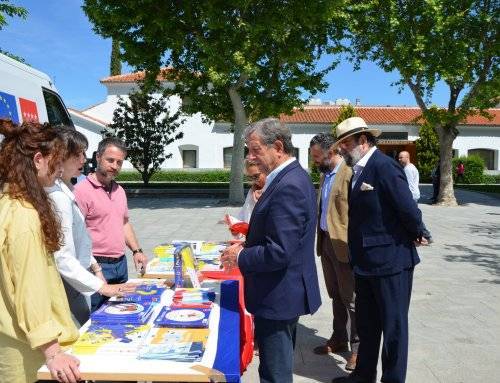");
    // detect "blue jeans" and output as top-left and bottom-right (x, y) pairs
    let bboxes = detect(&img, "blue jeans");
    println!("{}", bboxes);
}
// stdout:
(90, 255), (128, 312)
(254, 316), (298, 383)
